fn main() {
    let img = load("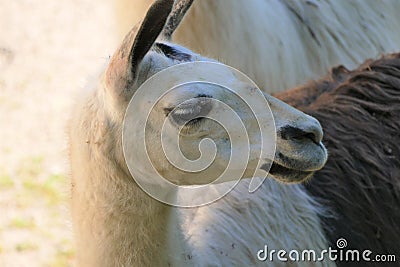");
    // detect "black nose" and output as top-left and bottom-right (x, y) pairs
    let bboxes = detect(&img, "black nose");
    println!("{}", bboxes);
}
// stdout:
(279, 125), (322, 144)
